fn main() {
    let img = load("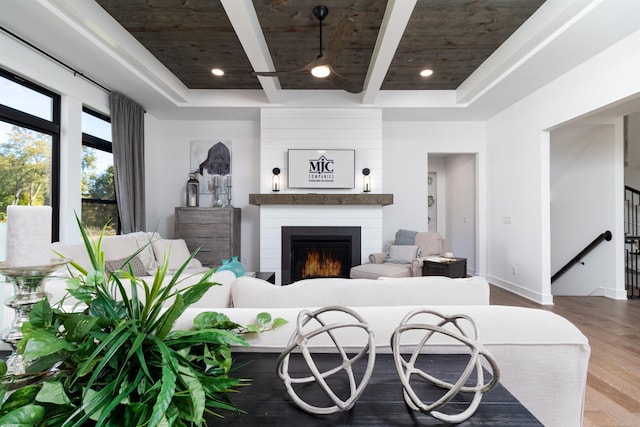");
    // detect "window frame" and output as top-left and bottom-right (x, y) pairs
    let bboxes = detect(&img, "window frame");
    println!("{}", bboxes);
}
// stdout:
(0, 68), (61, 241)
(81, 106), (120, 234)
